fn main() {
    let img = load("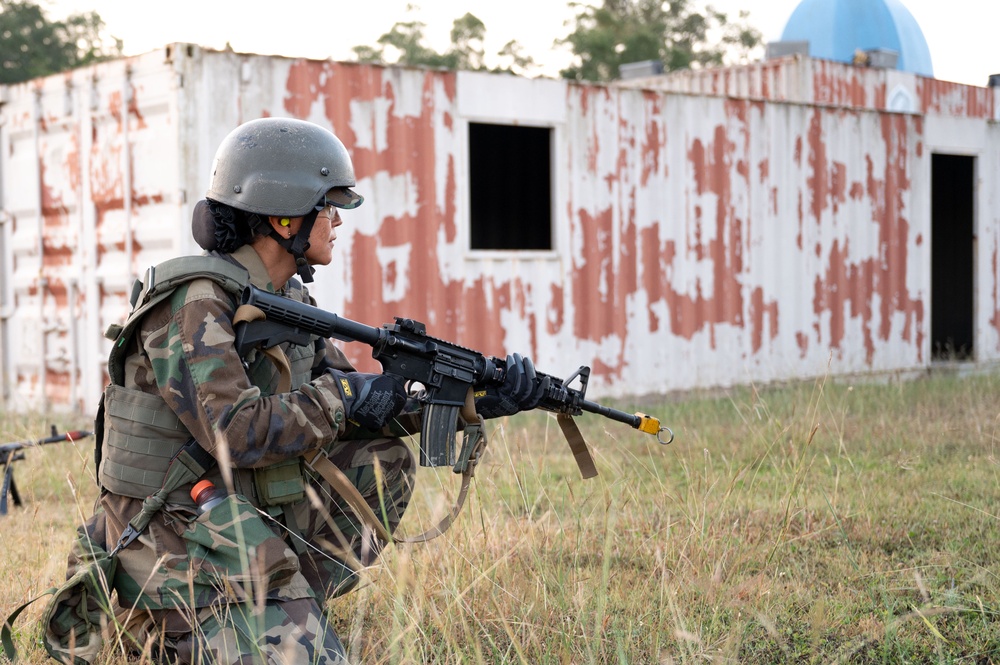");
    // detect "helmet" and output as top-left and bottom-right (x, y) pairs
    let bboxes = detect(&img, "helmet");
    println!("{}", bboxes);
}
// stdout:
(206, 117), (362, 217)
